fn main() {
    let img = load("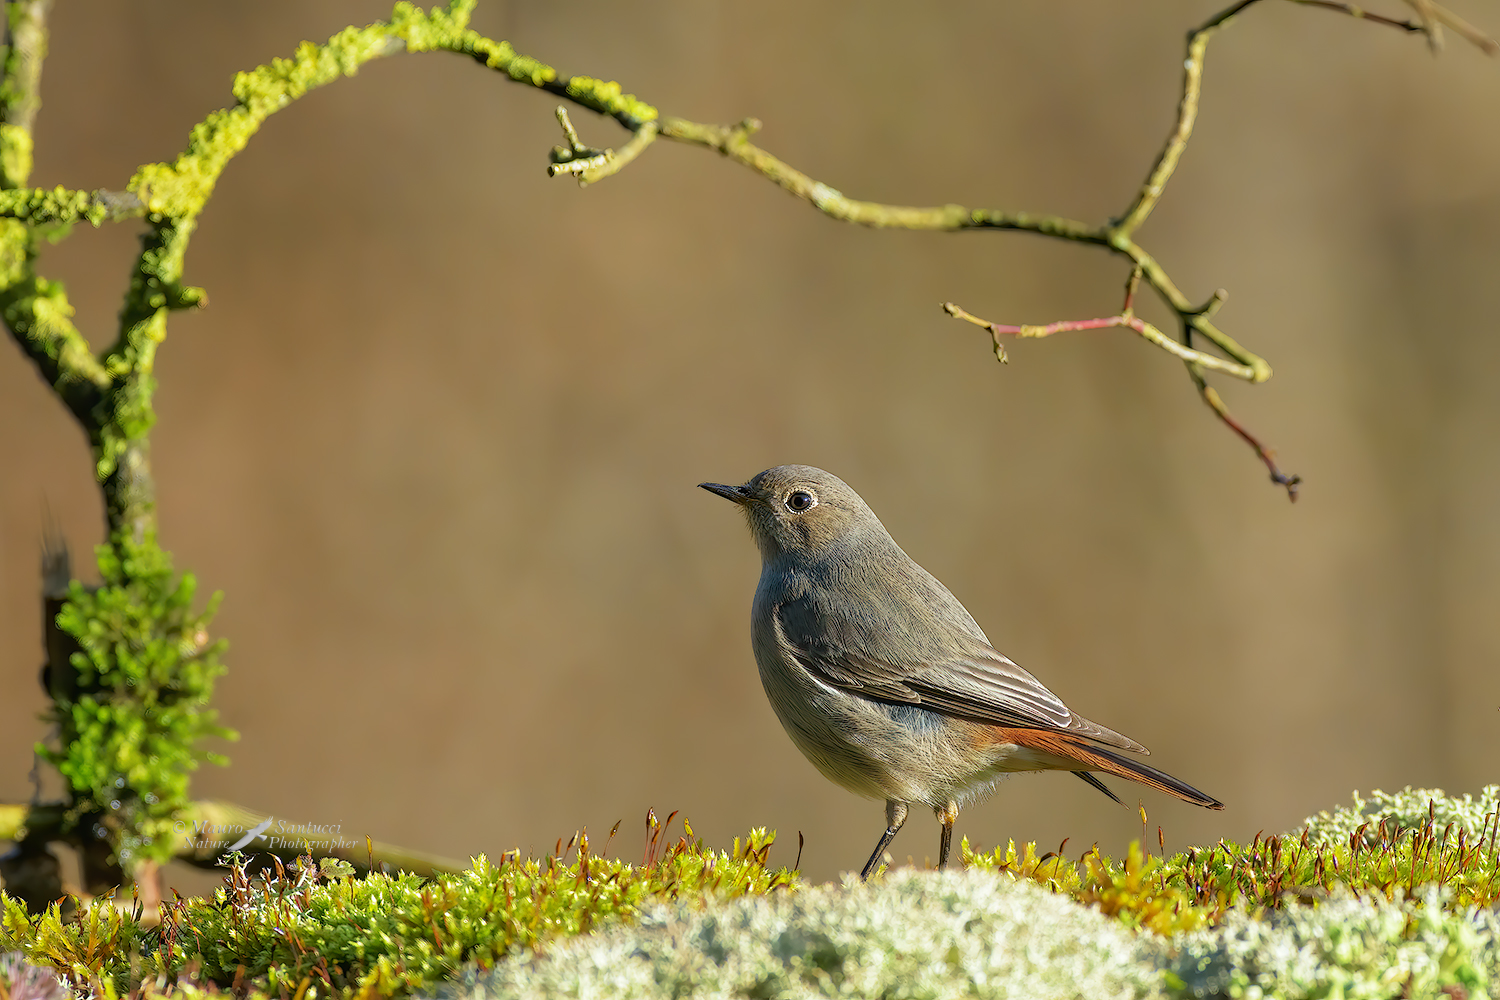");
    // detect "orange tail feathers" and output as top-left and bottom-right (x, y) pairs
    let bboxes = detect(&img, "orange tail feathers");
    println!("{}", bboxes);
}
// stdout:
(1007, 729), (1224, 810)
